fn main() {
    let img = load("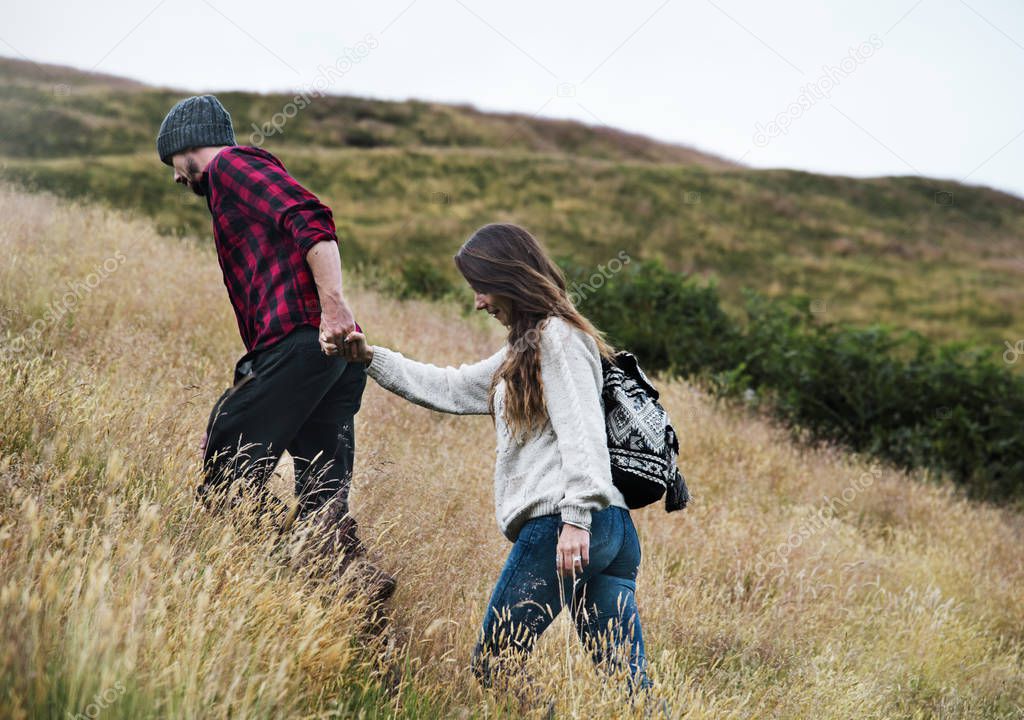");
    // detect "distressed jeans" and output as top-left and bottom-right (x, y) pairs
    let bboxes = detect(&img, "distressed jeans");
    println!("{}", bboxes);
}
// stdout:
(472, 505), (652, 693)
